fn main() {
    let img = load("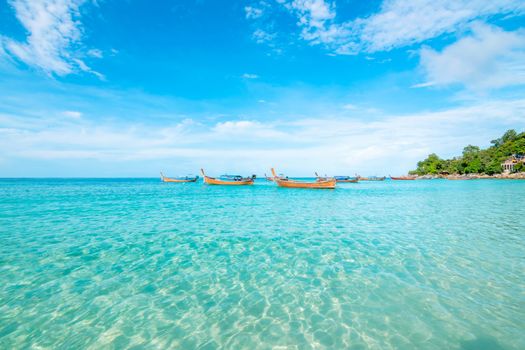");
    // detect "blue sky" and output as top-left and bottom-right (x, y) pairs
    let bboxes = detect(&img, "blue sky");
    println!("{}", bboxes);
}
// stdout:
(1, 0), (525, 177)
